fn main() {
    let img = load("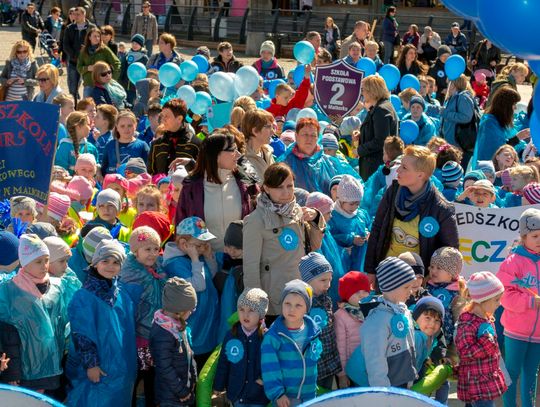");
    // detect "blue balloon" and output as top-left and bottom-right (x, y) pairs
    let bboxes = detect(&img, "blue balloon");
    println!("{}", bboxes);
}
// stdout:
(191, 91), (212, 115)
(158, 62), (182, 88)
(400, 120), (419, 144)
(356, 57), (376, 77)
(531, 110), (540, 148)
(400, 74), (421, 92)
(180, 60), (199, 82)
(529, 60), (540, 76)
(535, 90), (540, 123)
(293, 41), (315, 65)
(292, 65), (314, 88)
(234, 66), (260, 96)
(296, 108), (317, 121)
(440, 0), (479, 20)
(444, 54), (466, 81)
(390, 94), (402, 112)
(478, 0), (540, 60)
(127, 62), (147, 85)
(192, 54), (209, 74)
(208, 72), (235, 102)
(176, 85), (196, 108)
(379, 64), (400, 91)
(268, 79), (286, 99)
